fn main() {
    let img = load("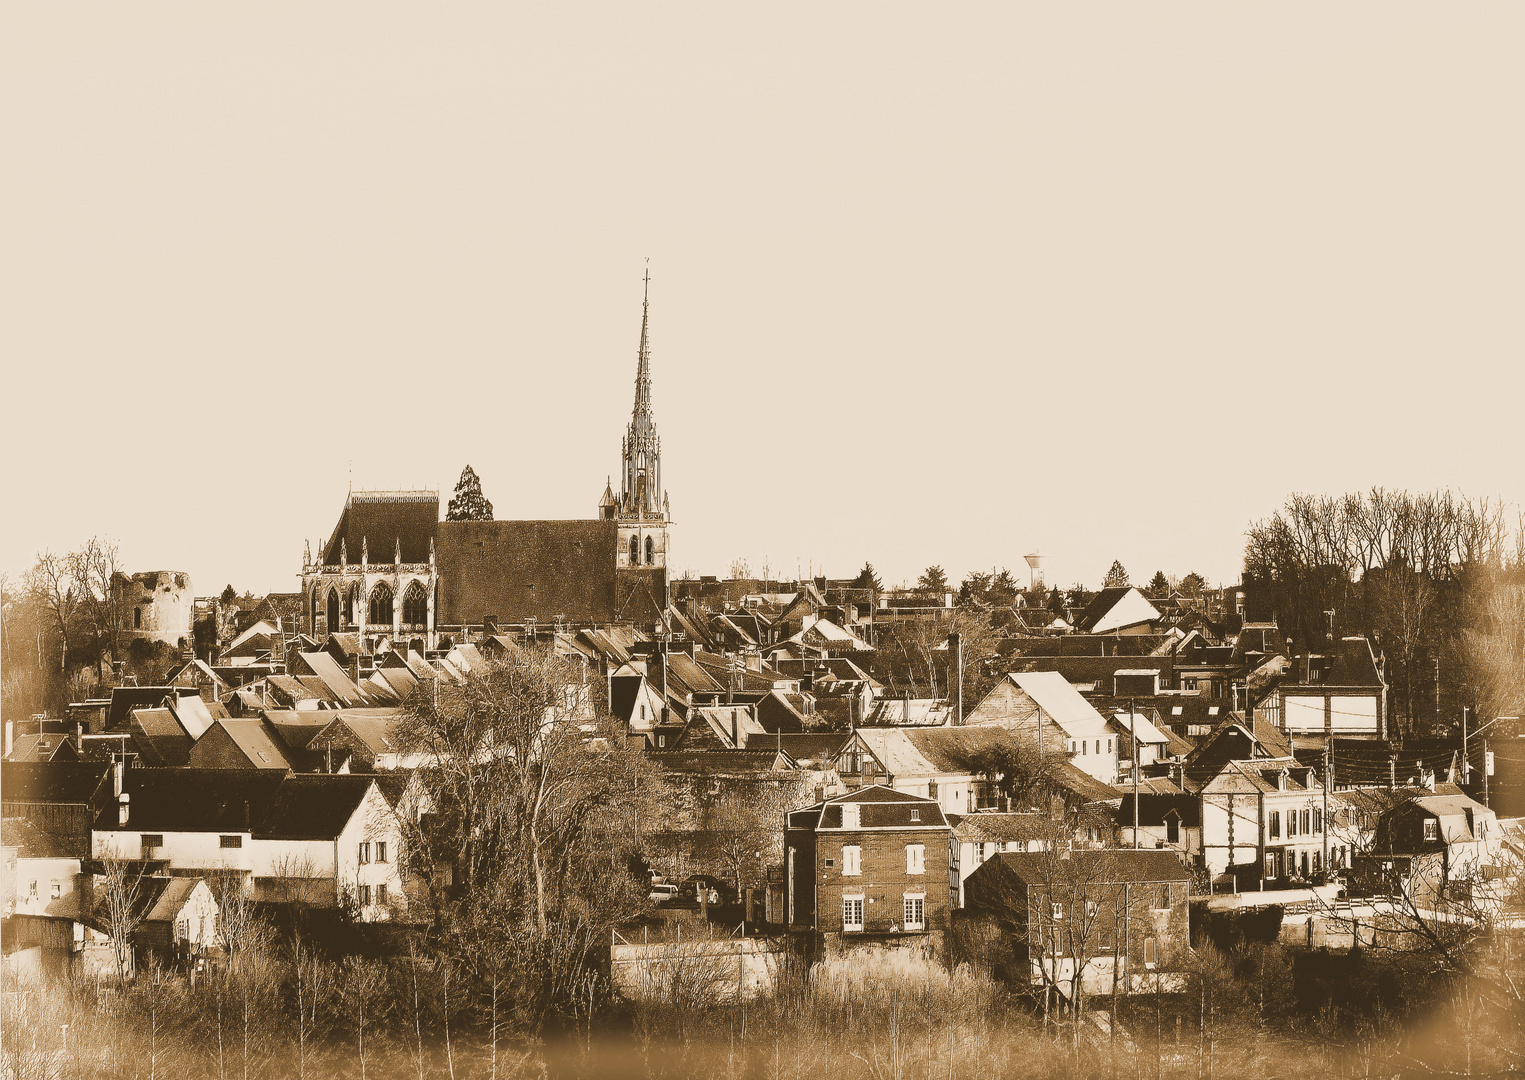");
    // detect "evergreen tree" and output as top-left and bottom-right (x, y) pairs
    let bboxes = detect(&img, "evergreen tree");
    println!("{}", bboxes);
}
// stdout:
(1147, 570), (1170, 596)
(446, 465), (494, 522)
(1047, 586), (1066, 613)
(917, 565), (949, 594)
(852, 562), (883, 591)
(220, 584), (237, 604)
(1103, 560), (1130, 589)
